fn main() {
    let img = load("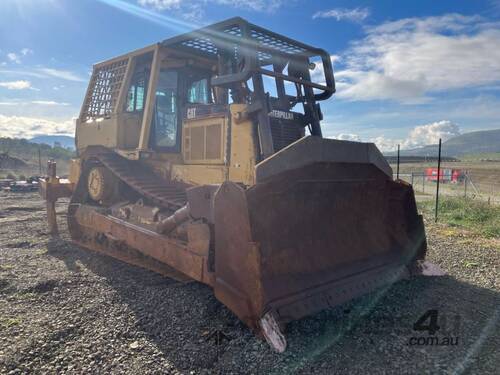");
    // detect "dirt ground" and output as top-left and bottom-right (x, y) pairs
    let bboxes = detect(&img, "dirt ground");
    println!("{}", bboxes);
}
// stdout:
(0, 192), (498, 374)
